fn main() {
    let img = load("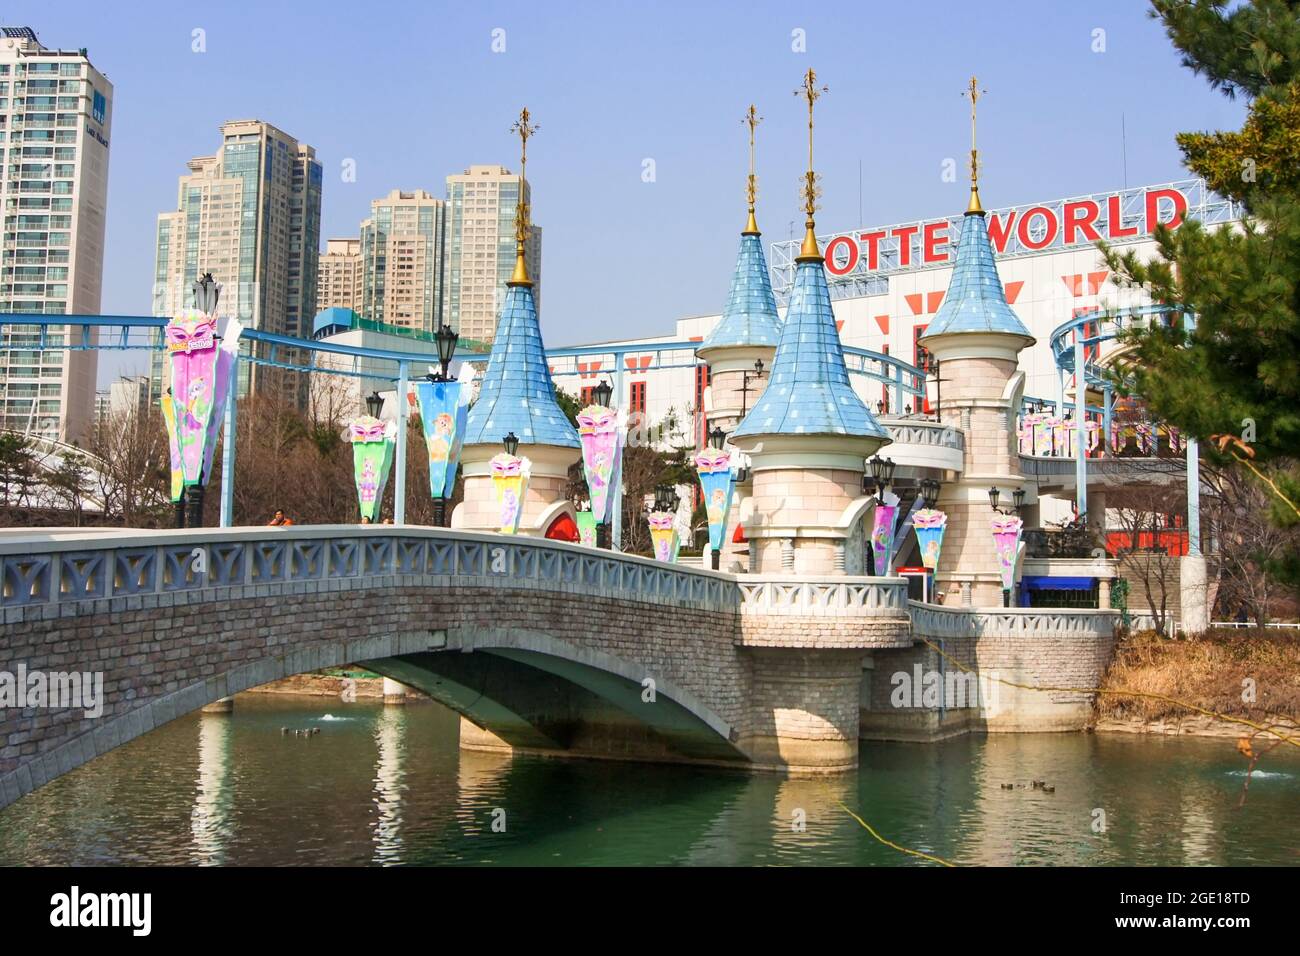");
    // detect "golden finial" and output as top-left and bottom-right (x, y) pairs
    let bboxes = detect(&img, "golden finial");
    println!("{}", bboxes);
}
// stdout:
(795, 69), (828, 260)
(743, 105), (762, 235)
(963, 76), (987, 214)
(508, 107), (539, 286)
